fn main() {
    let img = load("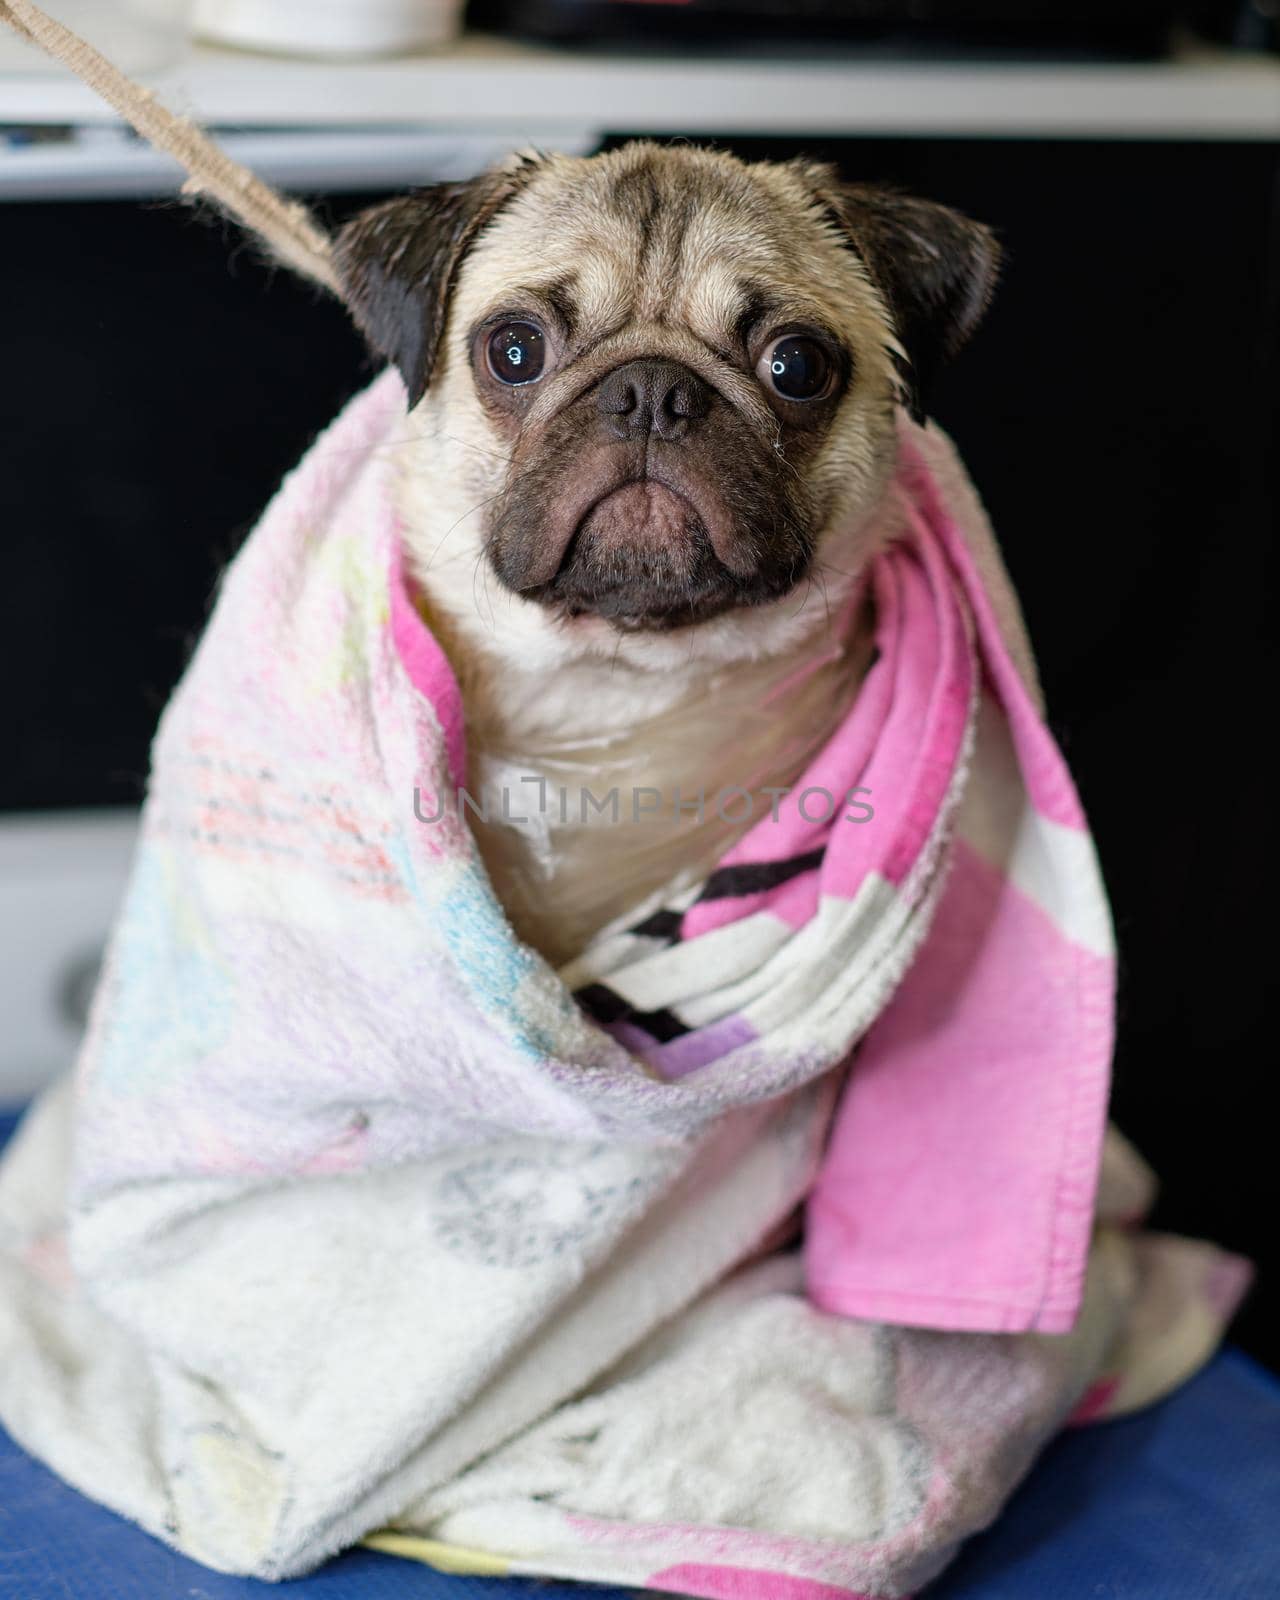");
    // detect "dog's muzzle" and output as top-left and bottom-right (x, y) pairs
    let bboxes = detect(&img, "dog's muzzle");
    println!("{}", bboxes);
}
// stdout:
(490, 357), (812, 632)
